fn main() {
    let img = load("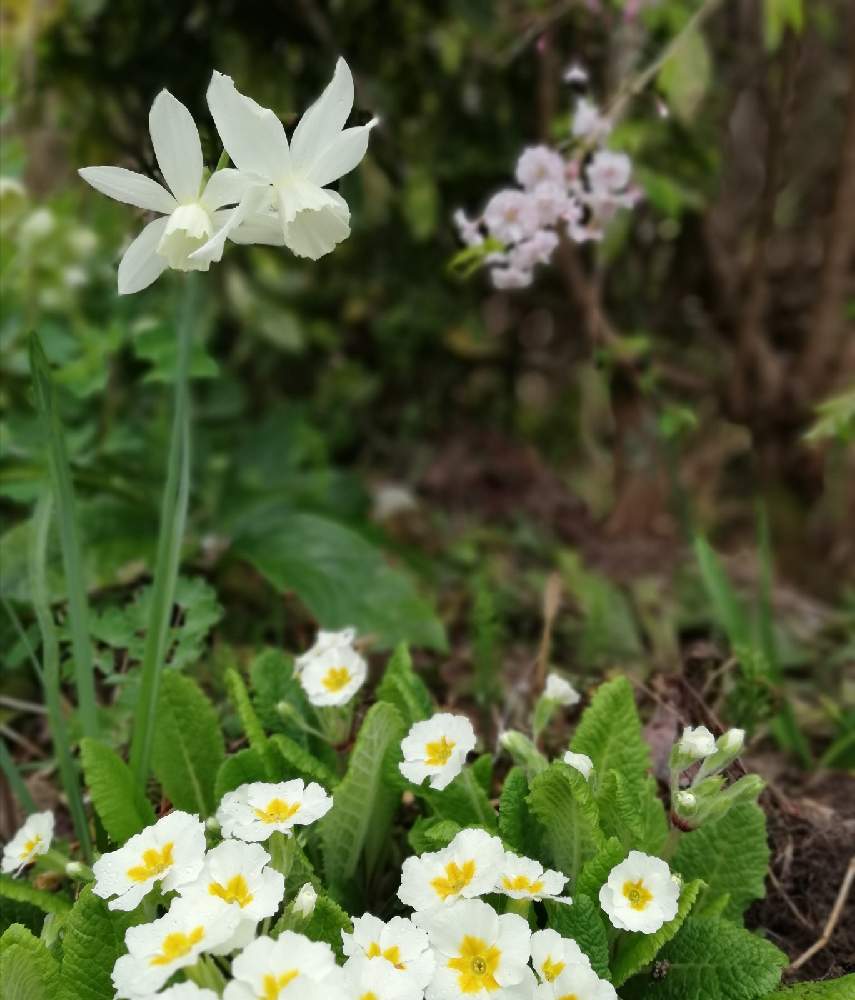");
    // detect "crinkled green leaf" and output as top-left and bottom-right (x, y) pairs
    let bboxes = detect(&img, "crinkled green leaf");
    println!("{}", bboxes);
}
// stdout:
(498, 767), (534, 855)
(298, 894), (352, 960)
(80, 738), (155, 844)
(673, 803), (769, 920)
(150, 670), (224, 816)
(376, 642), (434, 727)
(575, 836), (627, 899)
(214, 747), (269, 802)
(760, 976), (855, 999)
(0, 923), (60, 1000)
(408, 817), (461, 855)
(415, 768), (497, 831)
(250, 648), (311, 742)
(598, 769), (668, 854)
(225, 667), (267, 754)
(546, 896), (610, 980)
(269, 734), (339, 790)
(0, 876), (71, 917)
